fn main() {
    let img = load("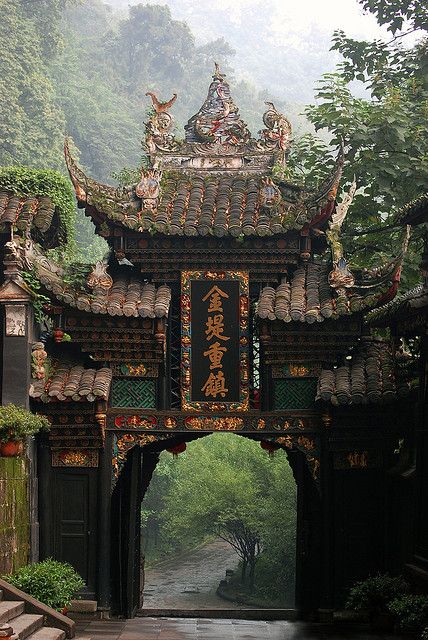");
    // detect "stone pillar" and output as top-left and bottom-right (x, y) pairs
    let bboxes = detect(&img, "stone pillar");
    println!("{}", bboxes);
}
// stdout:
(0, 275), (37, 564)
(97, 431), (113, 611)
